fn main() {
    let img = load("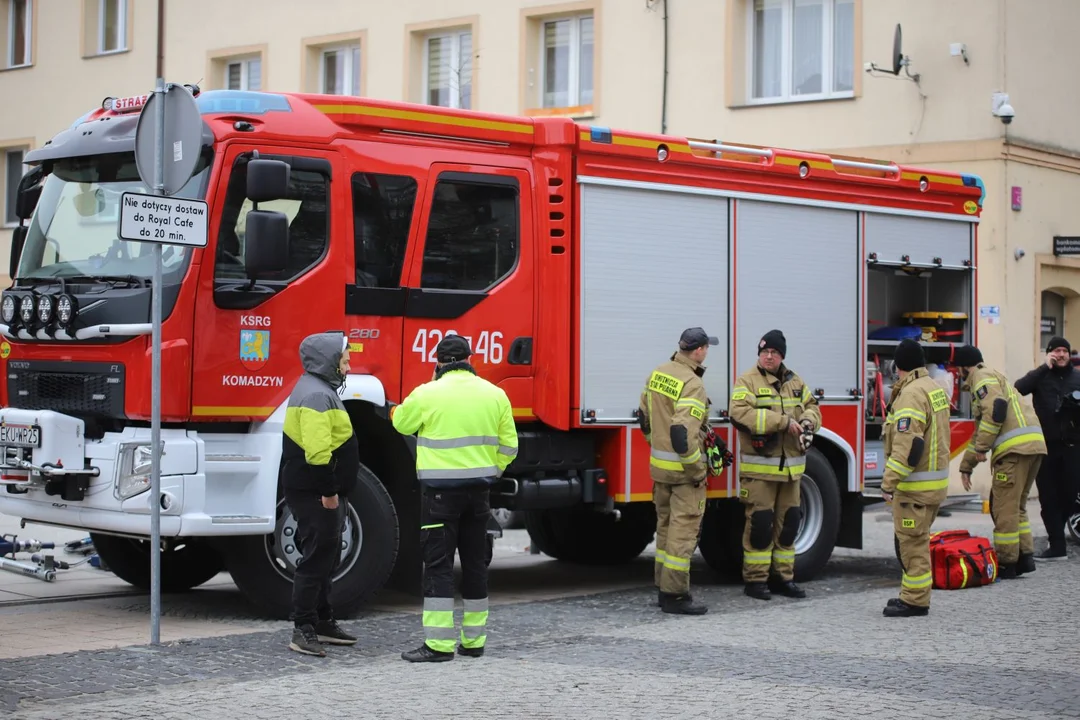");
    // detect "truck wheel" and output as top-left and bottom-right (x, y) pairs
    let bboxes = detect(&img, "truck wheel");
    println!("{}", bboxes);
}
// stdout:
(524, 504), (656, 565)
(88, 533), (224, 593)
(698, 448), (841, 583)
(221, 463), (399, 620)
